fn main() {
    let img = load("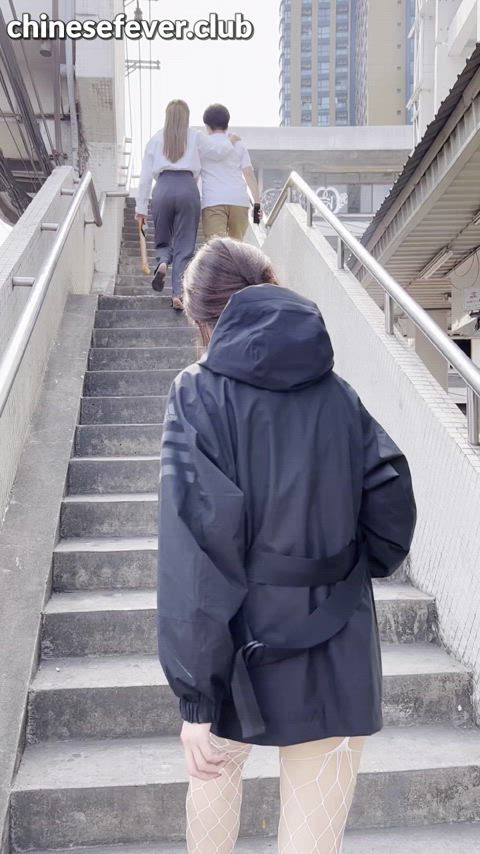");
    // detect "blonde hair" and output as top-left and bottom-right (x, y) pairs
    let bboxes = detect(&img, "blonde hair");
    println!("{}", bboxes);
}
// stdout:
(183, 237), (278, 347)
(163, 100), (190, 163)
